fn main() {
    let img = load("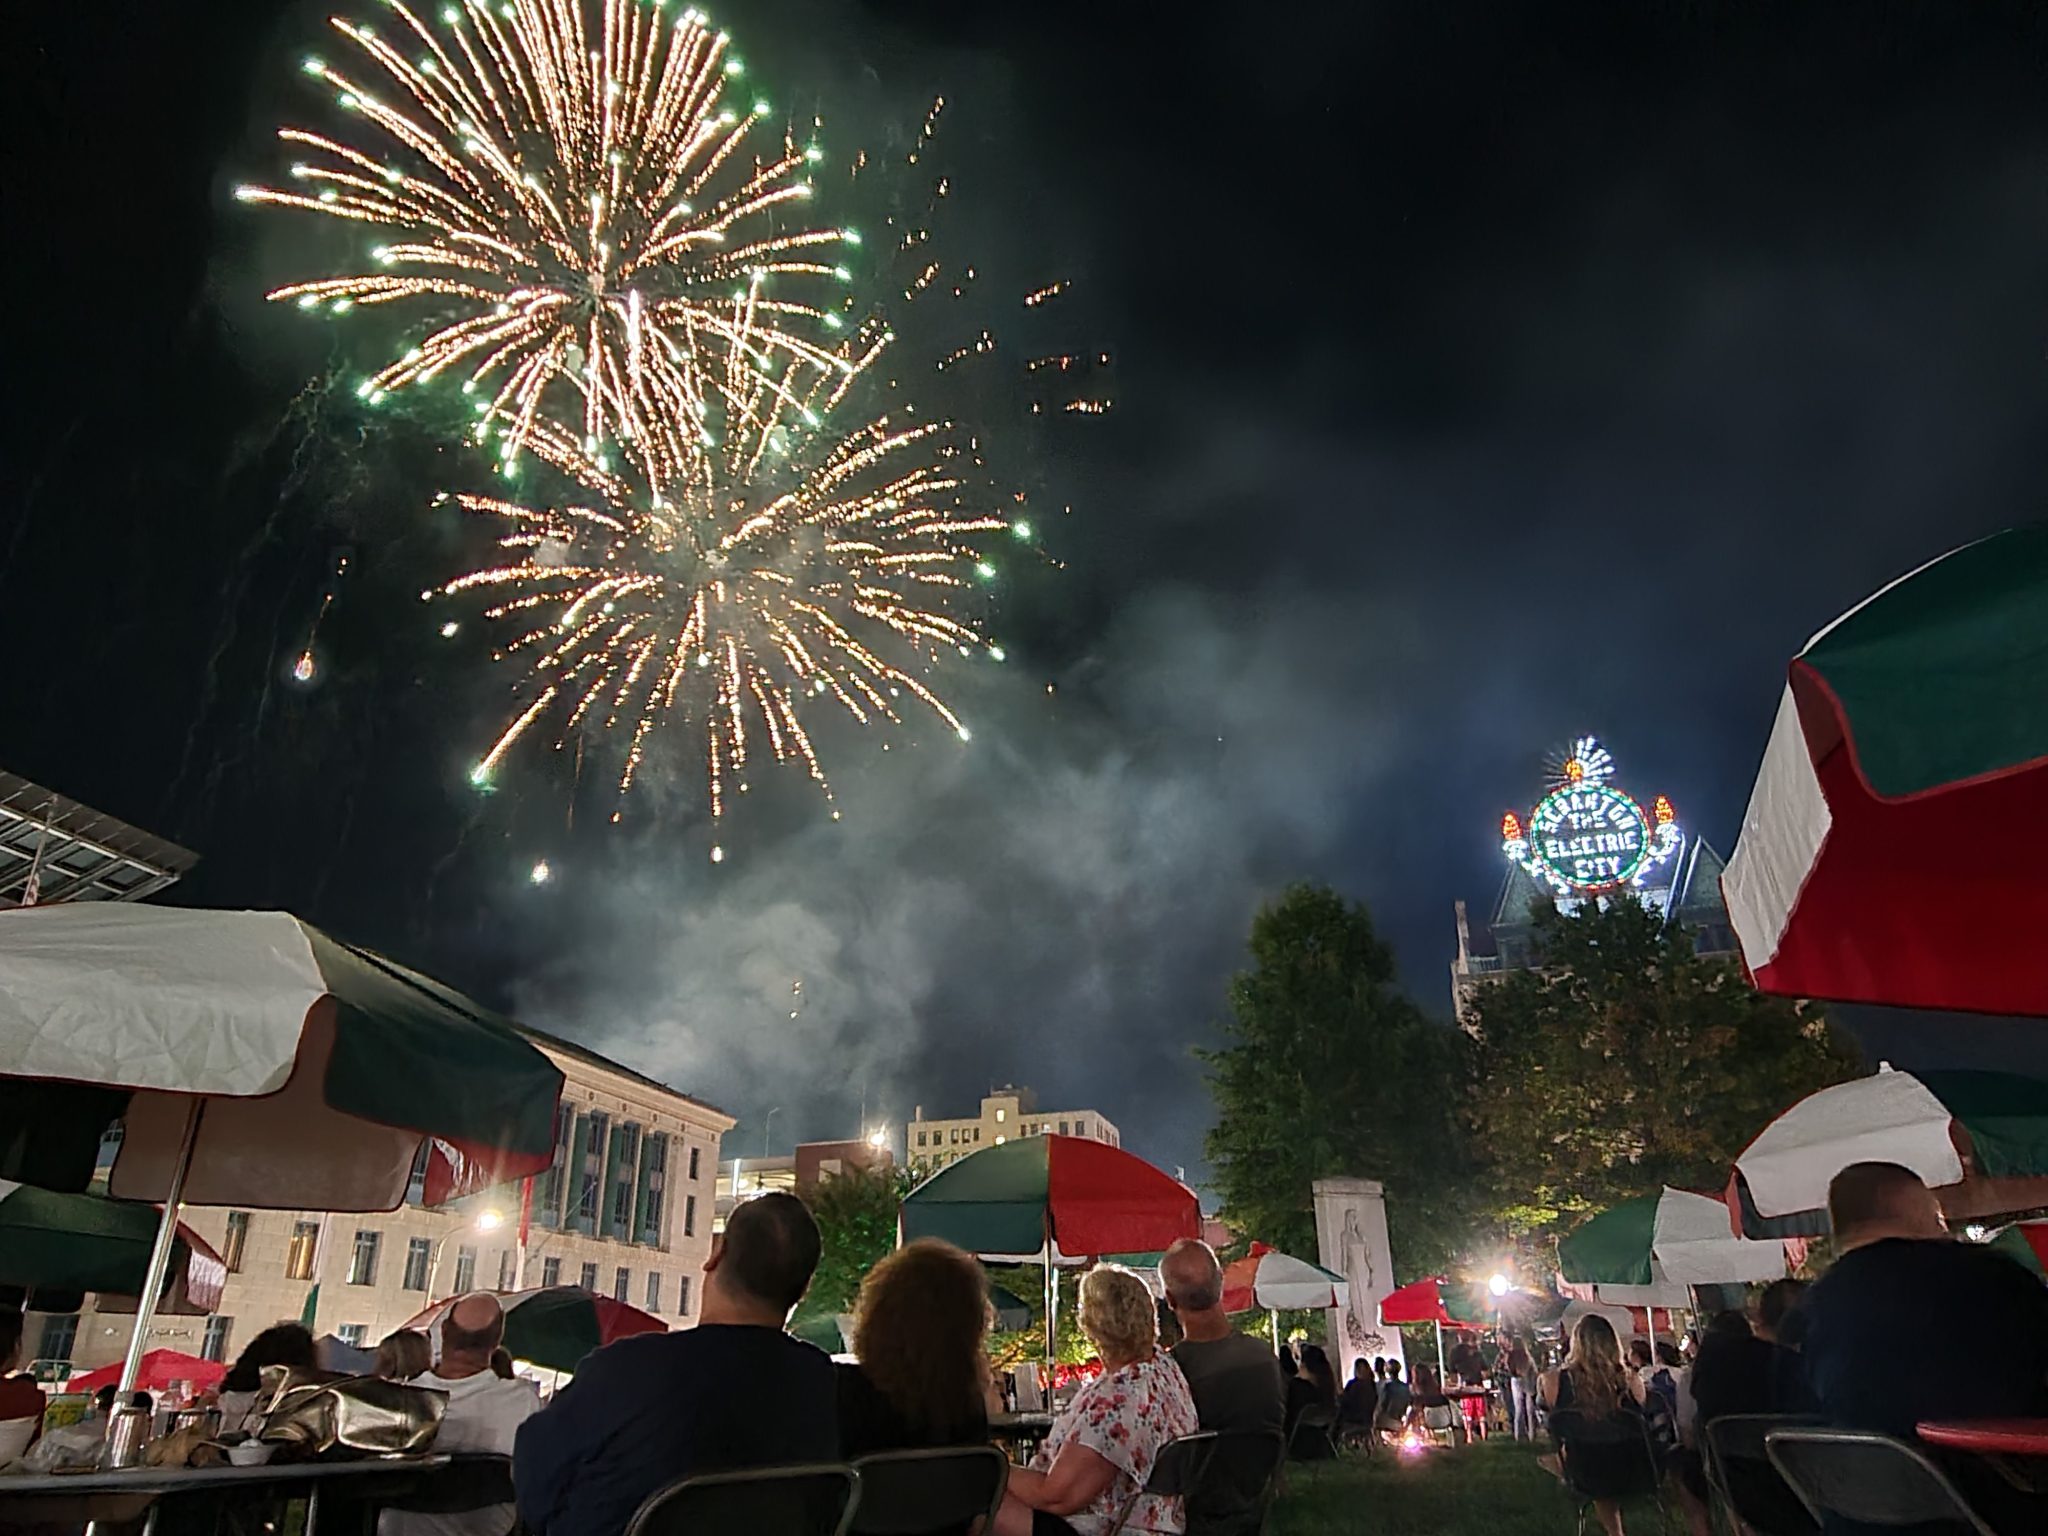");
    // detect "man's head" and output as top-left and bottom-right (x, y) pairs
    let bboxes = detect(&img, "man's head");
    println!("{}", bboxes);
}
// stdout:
(1158, 1239), (1224, 1317)
(1826, 1161), (1946, 1249)
(1385, 1360), (1403, 1382)
(1754, 1277), (1810, 1344)
(440, 1293), (505, 1369)
(707, 1191), (821, 1321)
